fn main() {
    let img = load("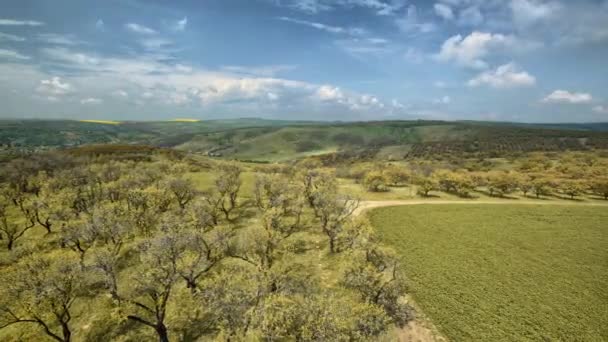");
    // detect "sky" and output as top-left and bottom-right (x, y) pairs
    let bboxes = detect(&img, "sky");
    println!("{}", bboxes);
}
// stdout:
(1, 0), (607, 123)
